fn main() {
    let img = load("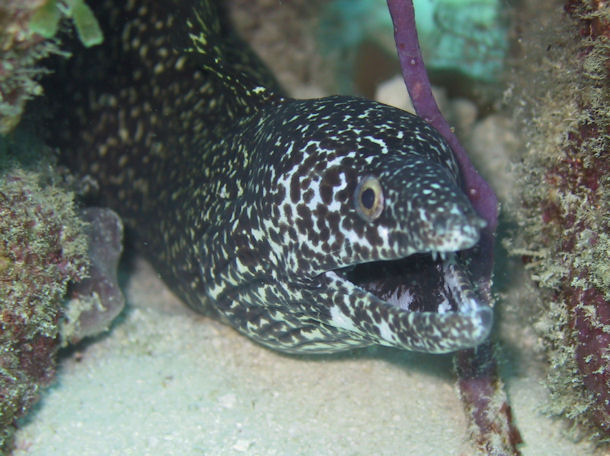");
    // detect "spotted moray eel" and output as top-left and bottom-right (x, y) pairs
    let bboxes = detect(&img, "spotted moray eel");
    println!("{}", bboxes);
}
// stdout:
(47, 0), (492, 354)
